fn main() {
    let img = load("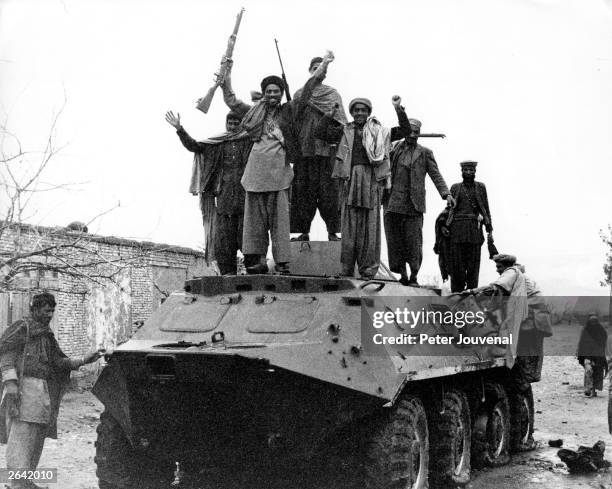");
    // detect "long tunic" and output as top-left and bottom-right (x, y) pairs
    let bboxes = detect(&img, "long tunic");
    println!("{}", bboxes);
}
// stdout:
(177, 127), (251, 270)
(241, 110), (293, 192)
(450, 183), (482, 244)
